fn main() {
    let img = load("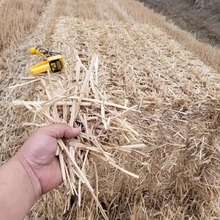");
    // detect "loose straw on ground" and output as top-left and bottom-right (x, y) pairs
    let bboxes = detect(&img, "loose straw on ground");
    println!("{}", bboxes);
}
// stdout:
(11, 54), (145, 220)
